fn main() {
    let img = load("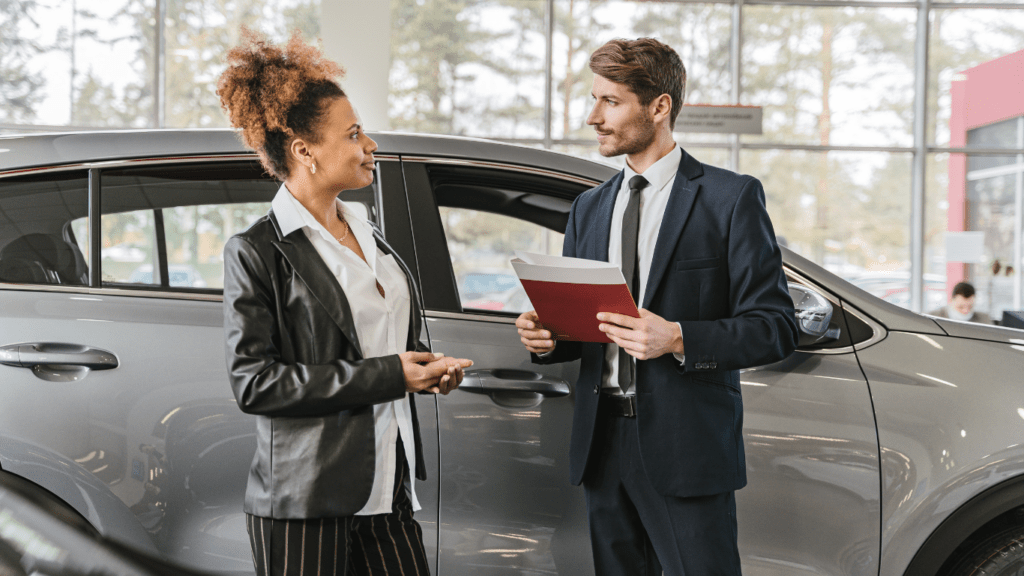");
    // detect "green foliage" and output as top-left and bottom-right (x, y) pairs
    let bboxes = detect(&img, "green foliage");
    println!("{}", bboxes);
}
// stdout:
(0, 0), (46, 123)
(389, 0), (498, 134)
